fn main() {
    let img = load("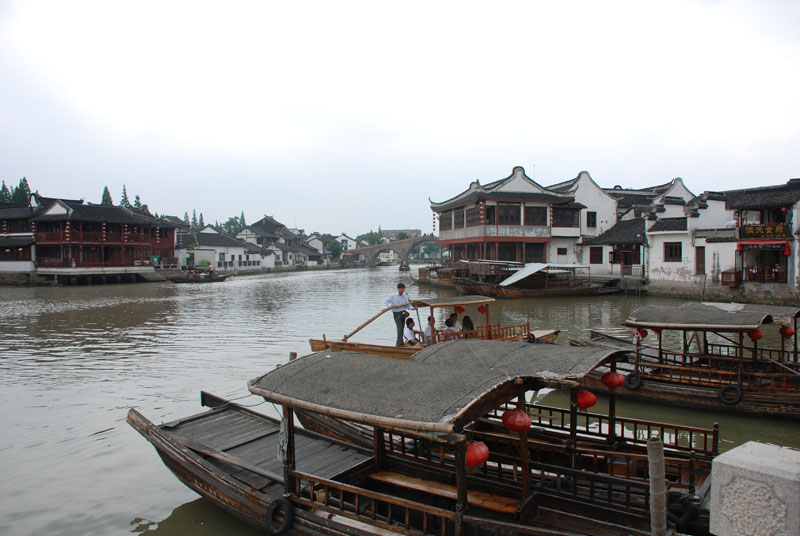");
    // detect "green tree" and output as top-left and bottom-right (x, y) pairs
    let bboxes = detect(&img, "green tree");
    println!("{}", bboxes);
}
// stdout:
(134, 194), (142, 208)
(191, 209), (198, 228)
(357, 230), (383, 245)
(0, 181), (10, 203)
(222, 216), (241, 234)
(199, 213), (205, 227)
(240, 212), (246, 228)
(328, 239), (342, 259)
(11, 177), (31, 204)
(120, 185), (131, 207)
(423, 242), (440, 258)
(396, 231), (408, 240)
(101, 186), (113, 206)
(183, 212), (190, 225)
